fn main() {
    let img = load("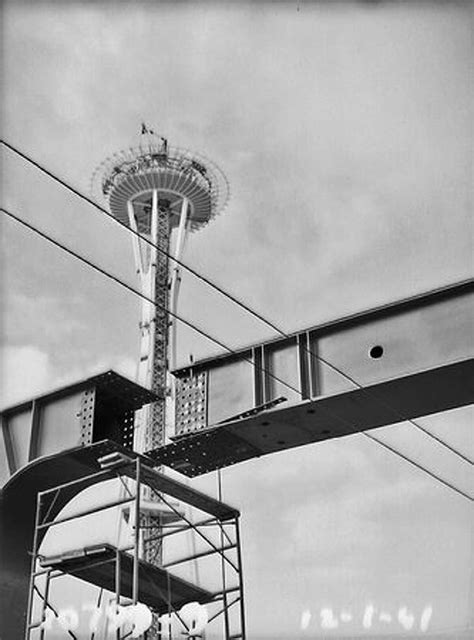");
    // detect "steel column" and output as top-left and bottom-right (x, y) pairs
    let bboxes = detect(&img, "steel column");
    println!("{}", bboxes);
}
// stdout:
(234, 517), (247, 640)
(133, 457), (141, 605)
(24, 493), (42, 640)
